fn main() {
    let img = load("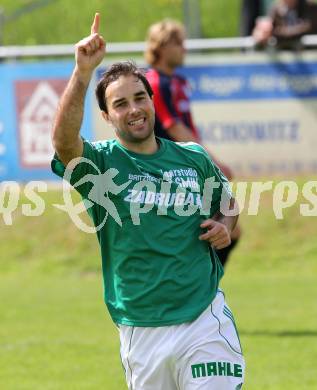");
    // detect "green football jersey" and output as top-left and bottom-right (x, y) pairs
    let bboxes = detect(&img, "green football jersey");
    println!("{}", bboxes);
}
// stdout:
(51, 138), (231, 326)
